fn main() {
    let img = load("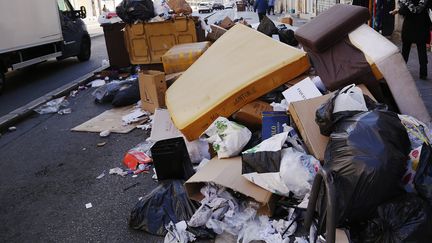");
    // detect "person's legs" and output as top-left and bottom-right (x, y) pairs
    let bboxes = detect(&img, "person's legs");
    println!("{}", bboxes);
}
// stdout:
(271, 5), (275, 14)
(258, 12), (265, 21)
(402, 41), (412, 63)
(416, 41), (428, 79)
